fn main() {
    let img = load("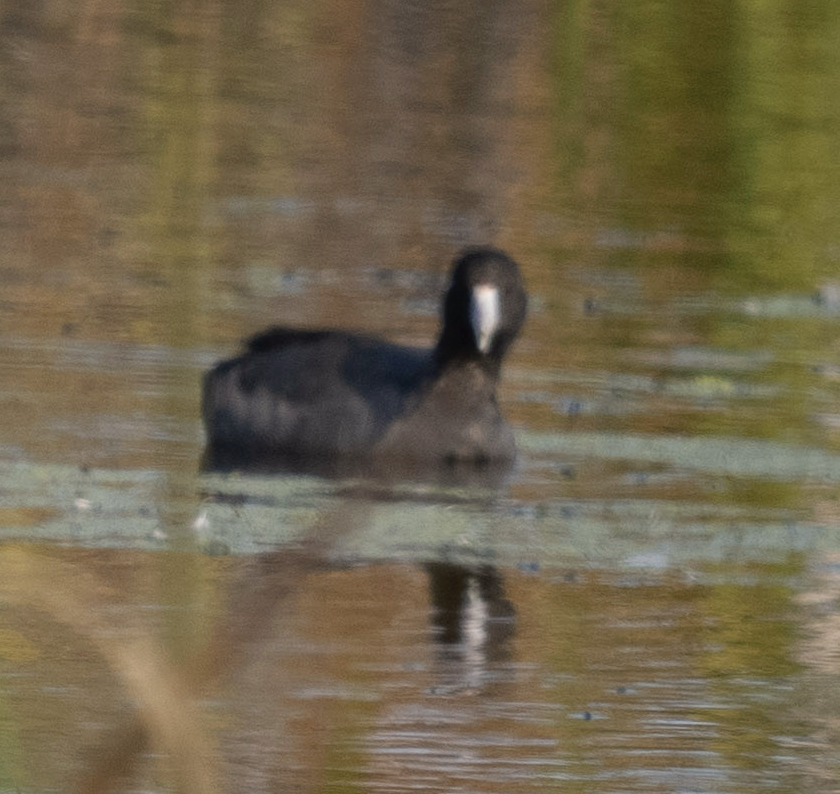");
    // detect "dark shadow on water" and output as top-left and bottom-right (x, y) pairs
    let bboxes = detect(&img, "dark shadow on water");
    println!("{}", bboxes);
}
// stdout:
(201, 442), (517, 491)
